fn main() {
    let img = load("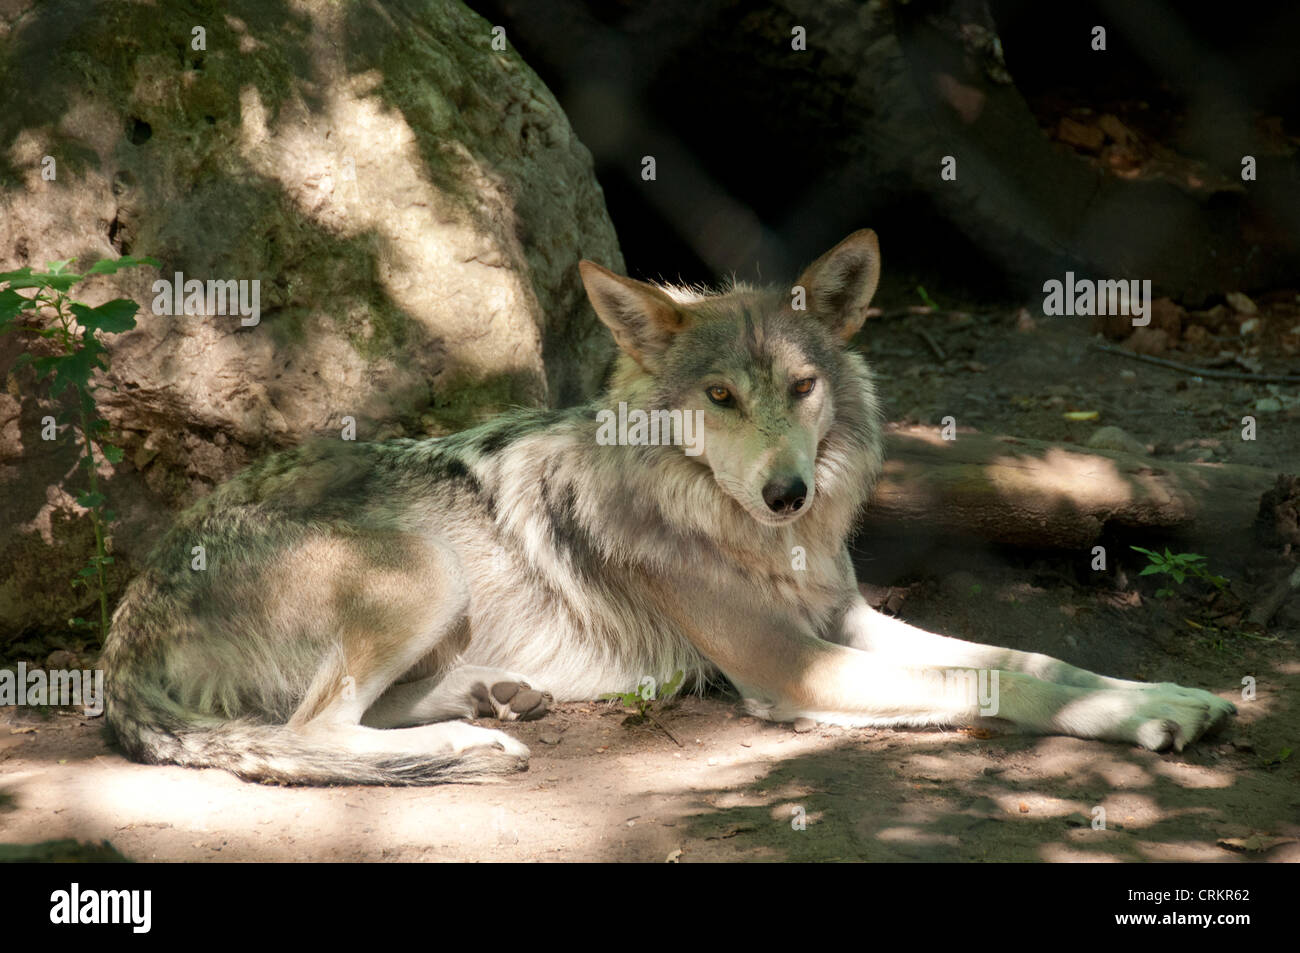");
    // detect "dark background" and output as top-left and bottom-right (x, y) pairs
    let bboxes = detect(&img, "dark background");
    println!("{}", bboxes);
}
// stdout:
(467, 0), (1300, 306)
